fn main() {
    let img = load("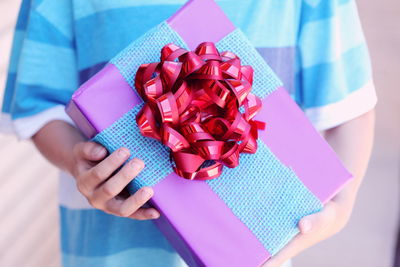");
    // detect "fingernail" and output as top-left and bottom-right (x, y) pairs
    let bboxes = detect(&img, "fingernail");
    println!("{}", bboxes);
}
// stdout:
(301, 220), (312, 233)
(146, 209), (160, 219)
(93, 146), (106, 157)
(131, 159), (144, 170)
(149, 211), (160, 219)
(118, 148), (129, 158)
(141, 188), (153, 198)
